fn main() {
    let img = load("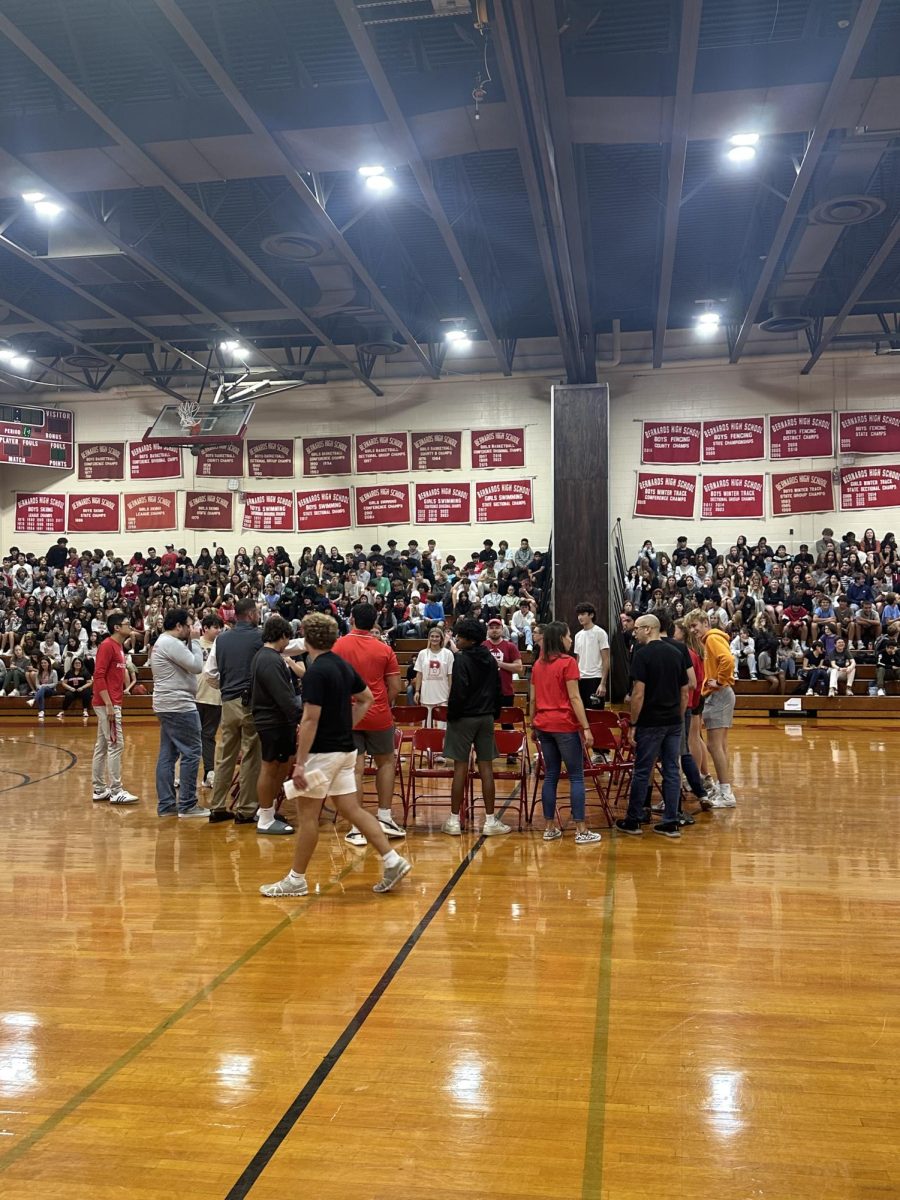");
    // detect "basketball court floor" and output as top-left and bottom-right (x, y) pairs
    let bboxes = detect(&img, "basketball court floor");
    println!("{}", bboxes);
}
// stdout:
(0, 721), (896, 1199)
